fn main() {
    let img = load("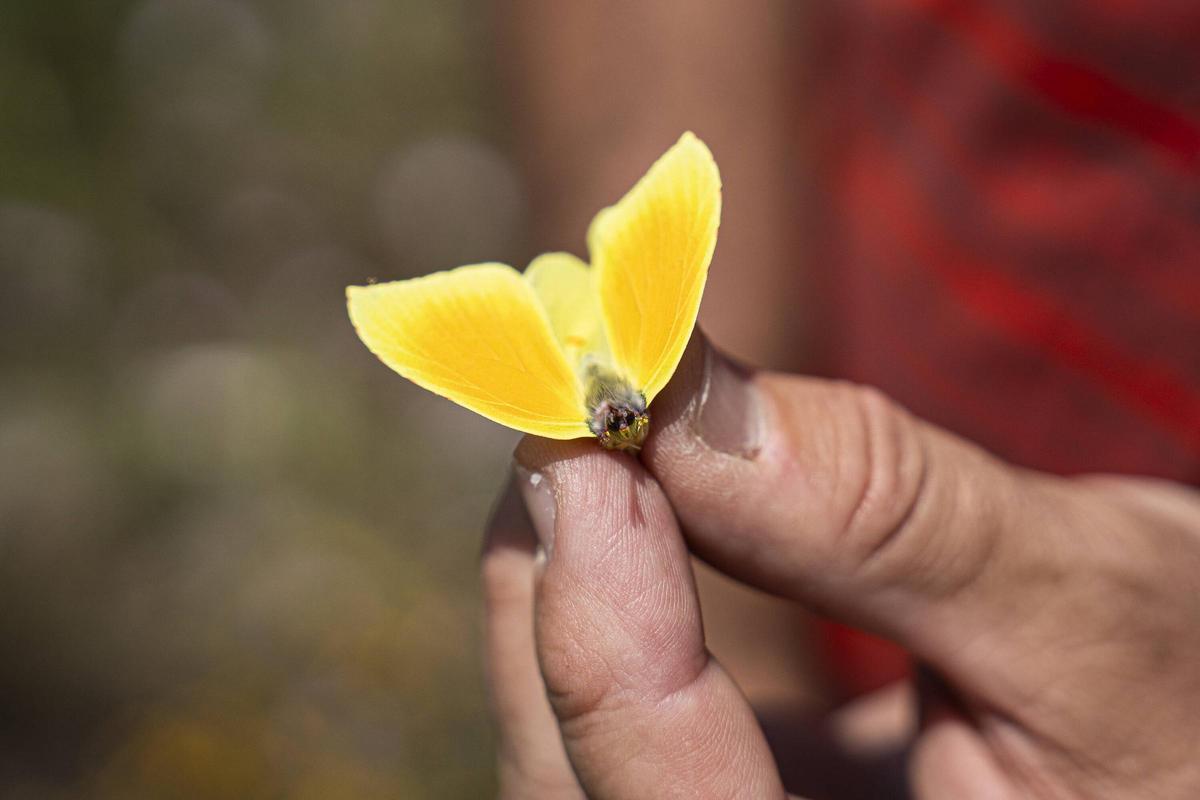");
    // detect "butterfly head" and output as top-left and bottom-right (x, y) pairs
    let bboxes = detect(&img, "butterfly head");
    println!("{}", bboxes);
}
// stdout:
(593, 403), (649, 451)
(585, 368), (649, 452)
